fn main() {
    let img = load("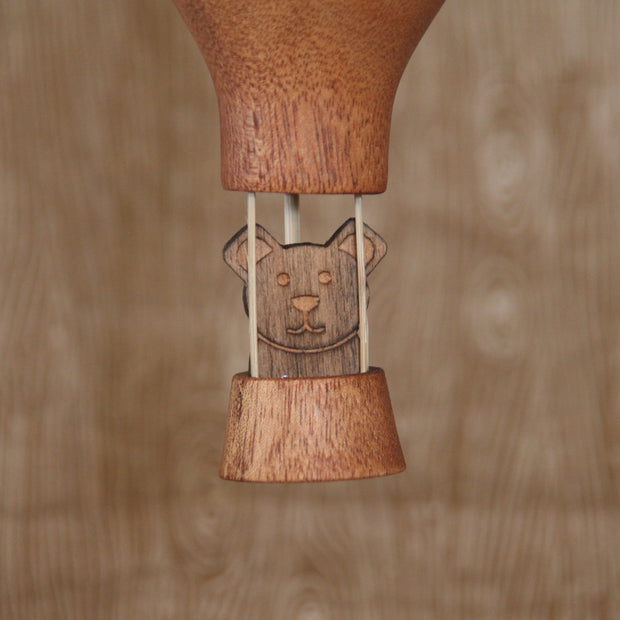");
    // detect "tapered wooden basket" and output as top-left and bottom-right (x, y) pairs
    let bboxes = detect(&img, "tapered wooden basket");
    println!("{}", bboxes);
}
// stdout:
(221, 368), (405, 482)
(172, 0), (445, 482)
